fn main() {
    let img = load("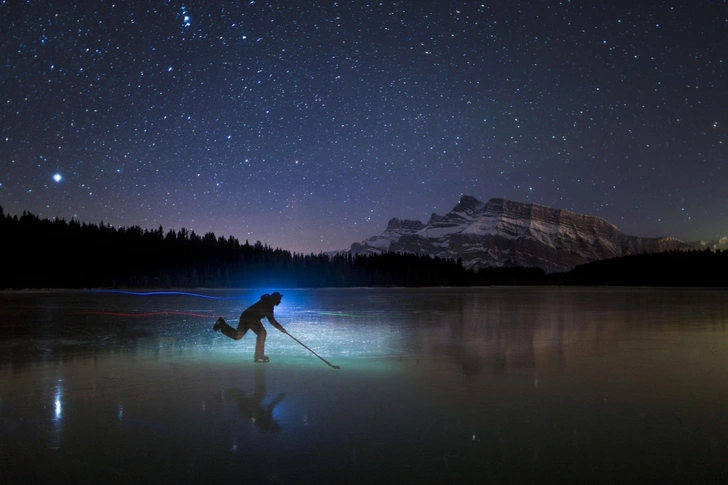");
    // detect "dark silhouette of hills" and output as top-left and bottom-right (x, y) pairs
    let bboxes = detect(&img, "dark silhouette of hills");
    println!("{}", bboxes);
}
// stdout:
(0, 206), (725, 288)
(549, 248), (728, 287)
